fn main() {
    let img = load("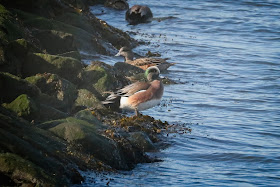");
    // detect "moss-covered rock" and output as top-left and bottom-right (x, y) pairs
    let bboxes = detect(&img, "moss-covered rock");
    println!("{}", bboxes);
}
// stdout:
(79, 61), (129, 97)
(0, 153), (55, 186)
(15, 10), (108, 54)
(1, 0), (67, 18)
(105, 115), (169, 147)
(63, 0), (89, 10)
(0, 72), (40, 103)
(32, 29), (77, 54)
(2, 94), (38, 121)
(40, 116), (130, 170)
(34, 92), (66, 112)
(58, 50), (82, 61)
(0, 106), (84, 186)
(23, 53), (83, 84)
(55, 10), (136, 53)
(0, 4), (22, 43)
(74, 109), (105, 127)
(2, 39), (41, 76)
(25, 73), (78, 112)
(38, 104), (68, 122)
(74, 89), (104, 111)
(114, 62), (144, 78)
